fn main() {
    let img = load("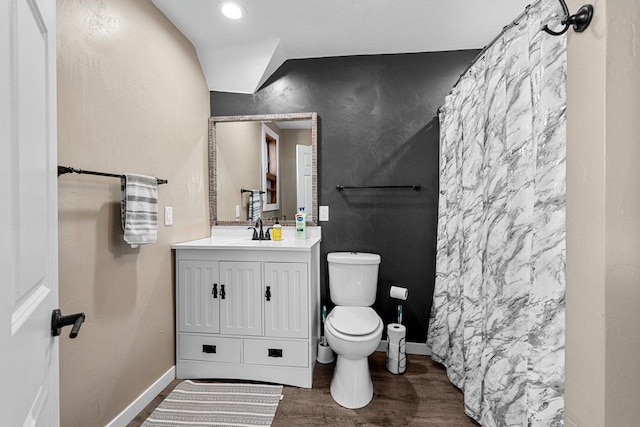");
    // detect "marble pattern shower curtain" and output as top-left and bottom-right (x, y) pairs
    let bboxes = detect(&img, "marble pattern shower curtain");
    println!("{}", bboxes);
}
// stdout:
(427, 1), (566, 426)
